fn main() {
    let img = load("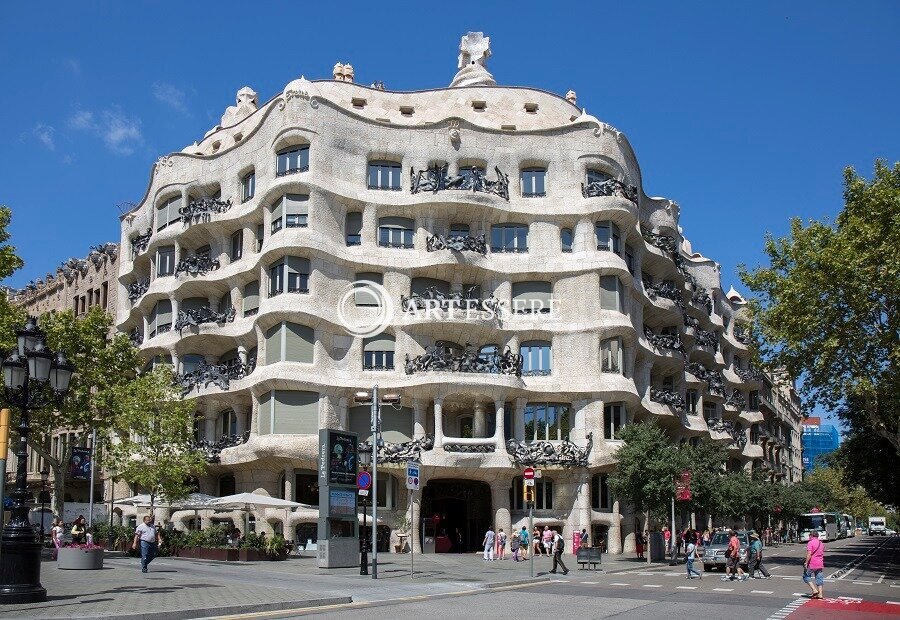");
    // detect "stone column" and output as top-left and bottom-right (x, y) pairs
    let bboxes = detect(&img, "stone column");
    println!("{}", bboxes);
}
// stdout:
(491, 482), (511, 540)
(408, 484), (423, 554)
(433, 397), (444, 446)
(204, 407), (218, 442)
(608, 499), (623, 554)
(413, 399), (427, 440)
(283, 466), (294, 502)
(234, 403), (249, 436)
(514, 398), (527, 441)
(493, 400), (506, 450)
(620, 503), (636, 555)
(577, 473), (591, 545)
(473, 401), (487, 438)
